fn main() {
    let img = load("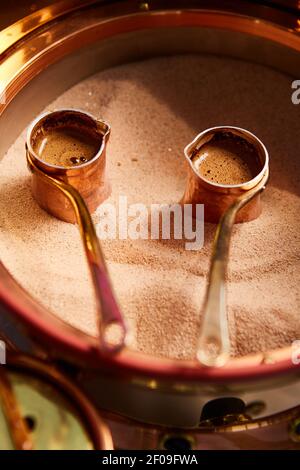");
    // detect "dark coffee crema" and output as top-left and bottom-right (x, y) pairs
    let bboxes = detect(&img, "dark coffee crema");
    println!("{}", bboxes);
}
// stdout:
(33, 126), (102, 167)
(191, 132), (261, 185)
